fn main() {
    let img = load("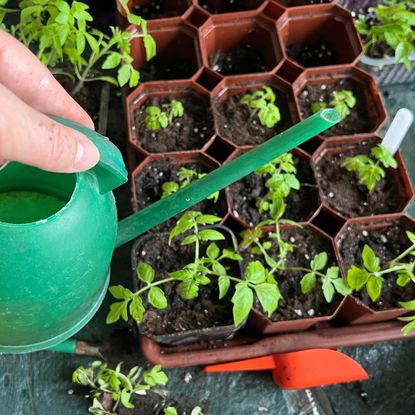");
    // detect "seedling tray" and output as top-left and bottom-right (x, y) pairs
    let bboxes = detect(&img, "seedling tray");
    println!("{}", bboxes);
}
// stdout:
(139, 320), (415, 368)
